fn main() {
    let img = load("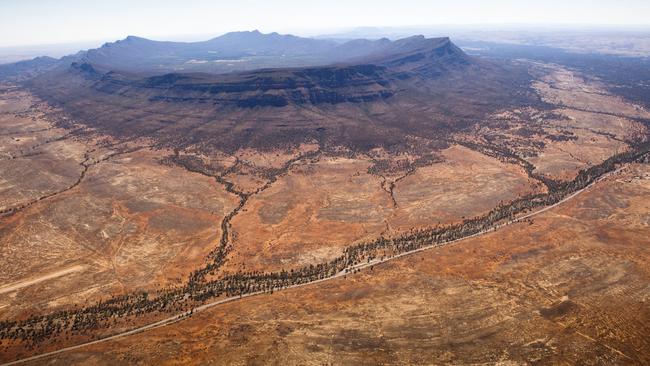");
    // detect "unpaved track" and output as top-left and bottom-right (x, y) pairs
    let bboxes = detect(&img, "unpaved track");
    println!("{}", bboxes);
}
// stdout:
(1, 166), (622, 366)
(0, 265), (85, 295)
